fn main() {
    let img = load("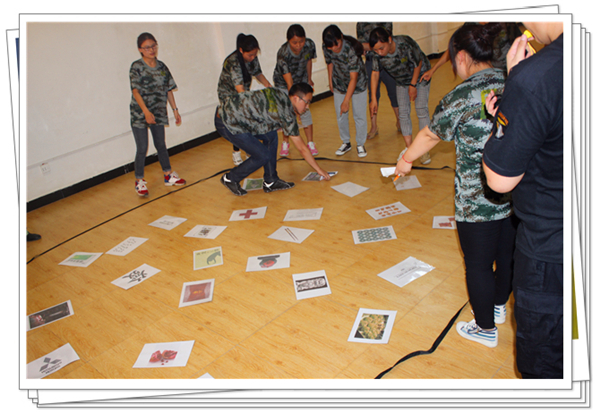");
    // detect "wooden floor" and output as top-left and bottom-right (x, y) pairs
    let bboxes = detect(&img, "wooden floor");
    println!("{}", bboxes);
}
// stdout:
(26, 59), (520, 380)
